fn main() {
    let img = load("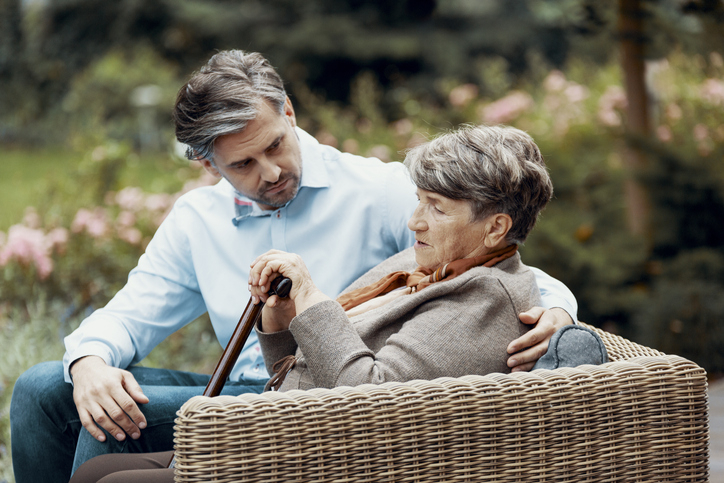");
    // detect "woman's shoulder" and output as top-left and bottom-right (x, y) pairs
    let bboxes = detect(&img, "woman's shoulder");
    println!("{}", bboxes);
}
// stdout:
(341, 247), (417, 294)
(462, 252), (541, 307)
